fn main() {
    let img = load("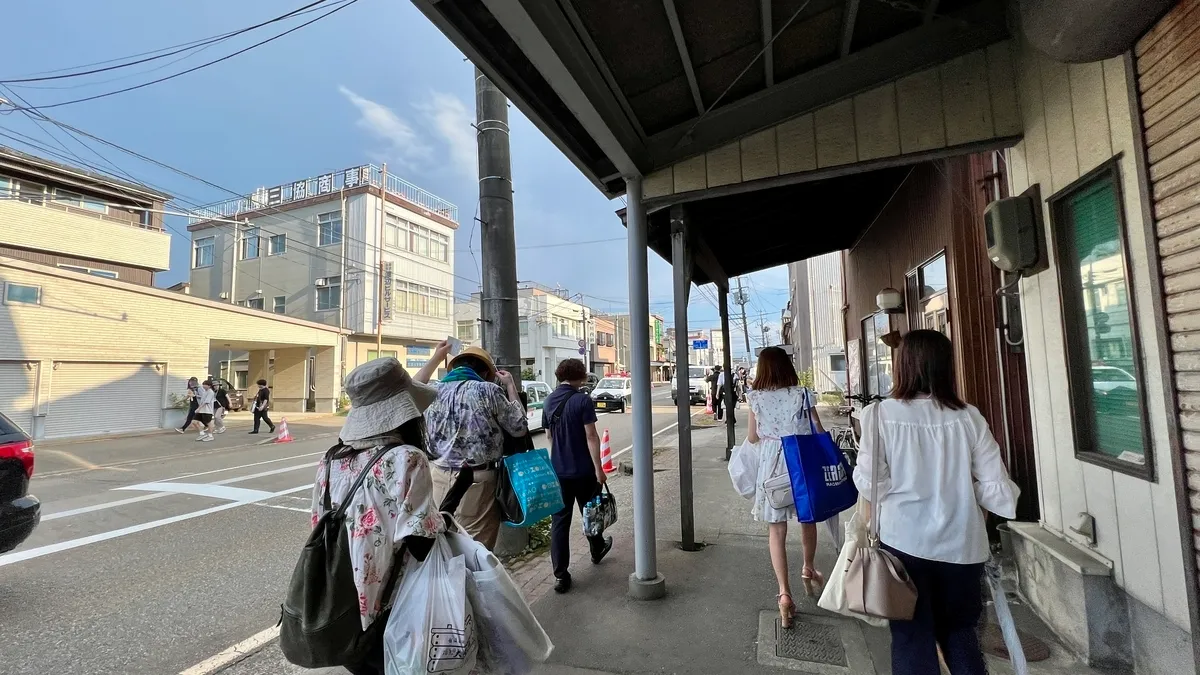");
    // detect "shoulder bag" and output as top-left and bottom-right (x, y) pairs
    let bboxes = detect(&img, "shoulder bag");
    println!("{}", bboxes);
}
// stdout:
(843, 404), (918, 621)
